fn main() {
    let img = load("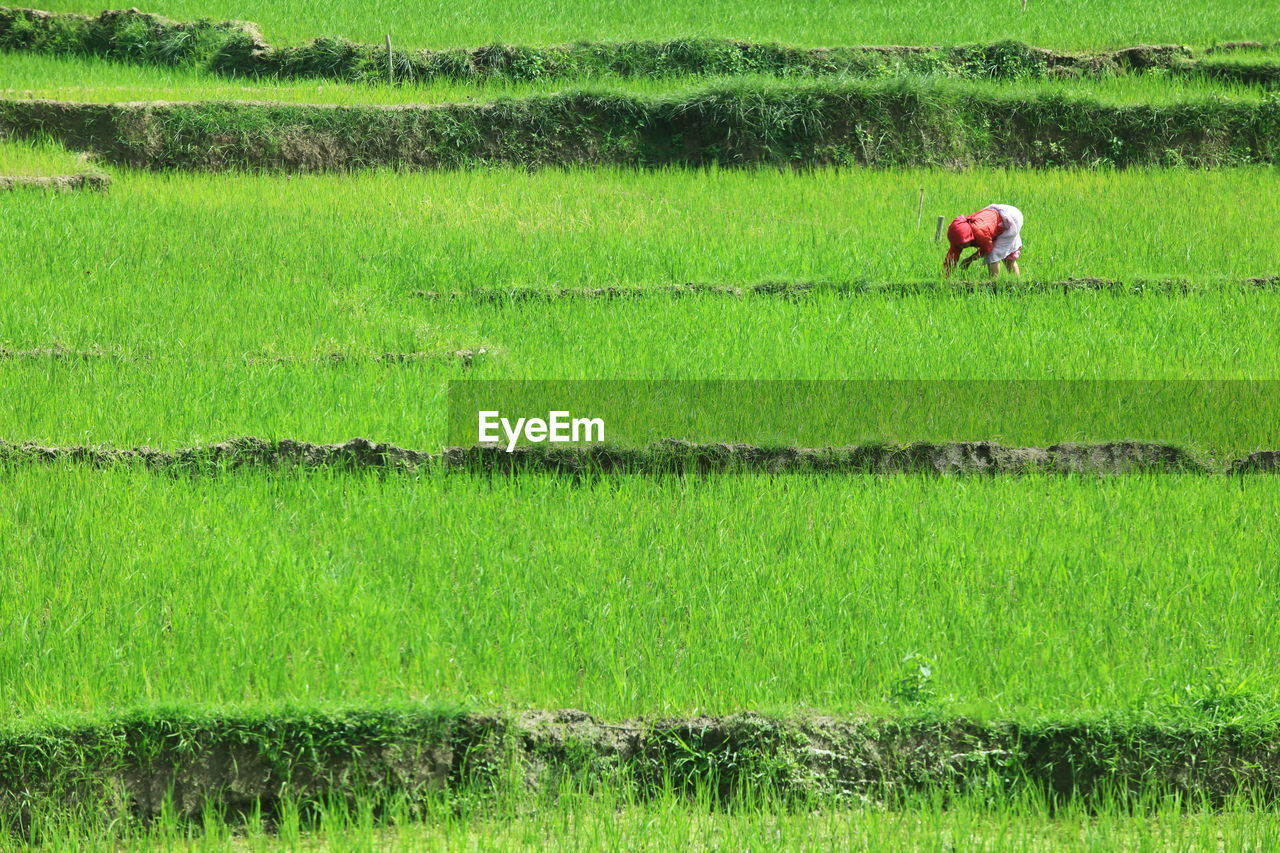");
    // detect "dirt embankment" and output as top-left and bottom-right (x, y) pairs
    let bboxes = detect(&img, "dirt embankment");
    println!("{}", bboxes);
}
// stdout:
(0, 172), (108, 191)
(2, 85), (1277, 171)
(411, 276), (1280, 301)
(6, 708), (1280, 836)
(243, 348), (487, 366)
(2, 436), (1275, 474)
